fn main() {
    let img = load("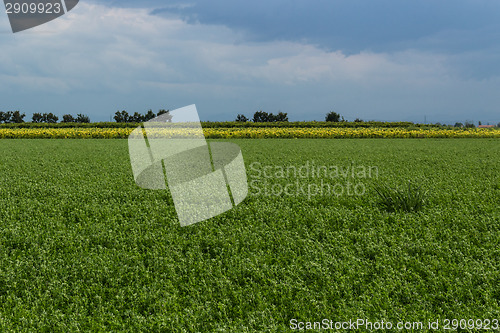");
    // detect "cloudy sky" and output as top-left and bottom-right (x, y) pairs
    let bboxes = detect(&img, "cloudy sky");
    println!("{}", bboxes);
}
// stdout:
(1, 0), (499, 124)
